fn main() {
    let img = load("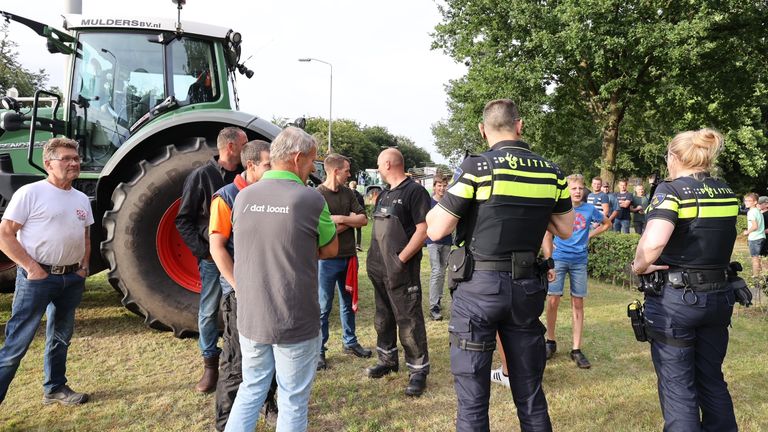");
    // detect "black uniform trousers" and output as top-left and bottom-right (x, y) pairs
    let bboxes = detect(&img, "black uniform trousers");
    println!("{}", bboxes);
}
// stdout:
(643, 285), (737, 432)
(367, 215), (429, 374)
(449, 271), (552, 432)
(214, 291), (277, 431)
